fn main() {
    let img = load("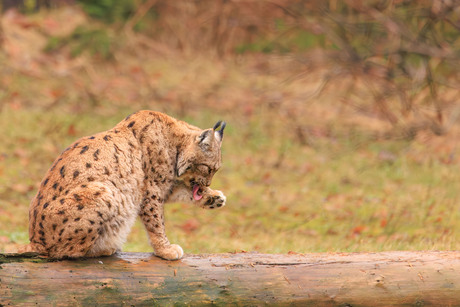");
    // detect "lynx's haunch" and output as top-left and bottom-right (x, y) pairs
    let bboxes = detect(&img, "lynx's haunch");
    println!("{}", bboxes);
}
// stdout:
(22, 111), (226, 260)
